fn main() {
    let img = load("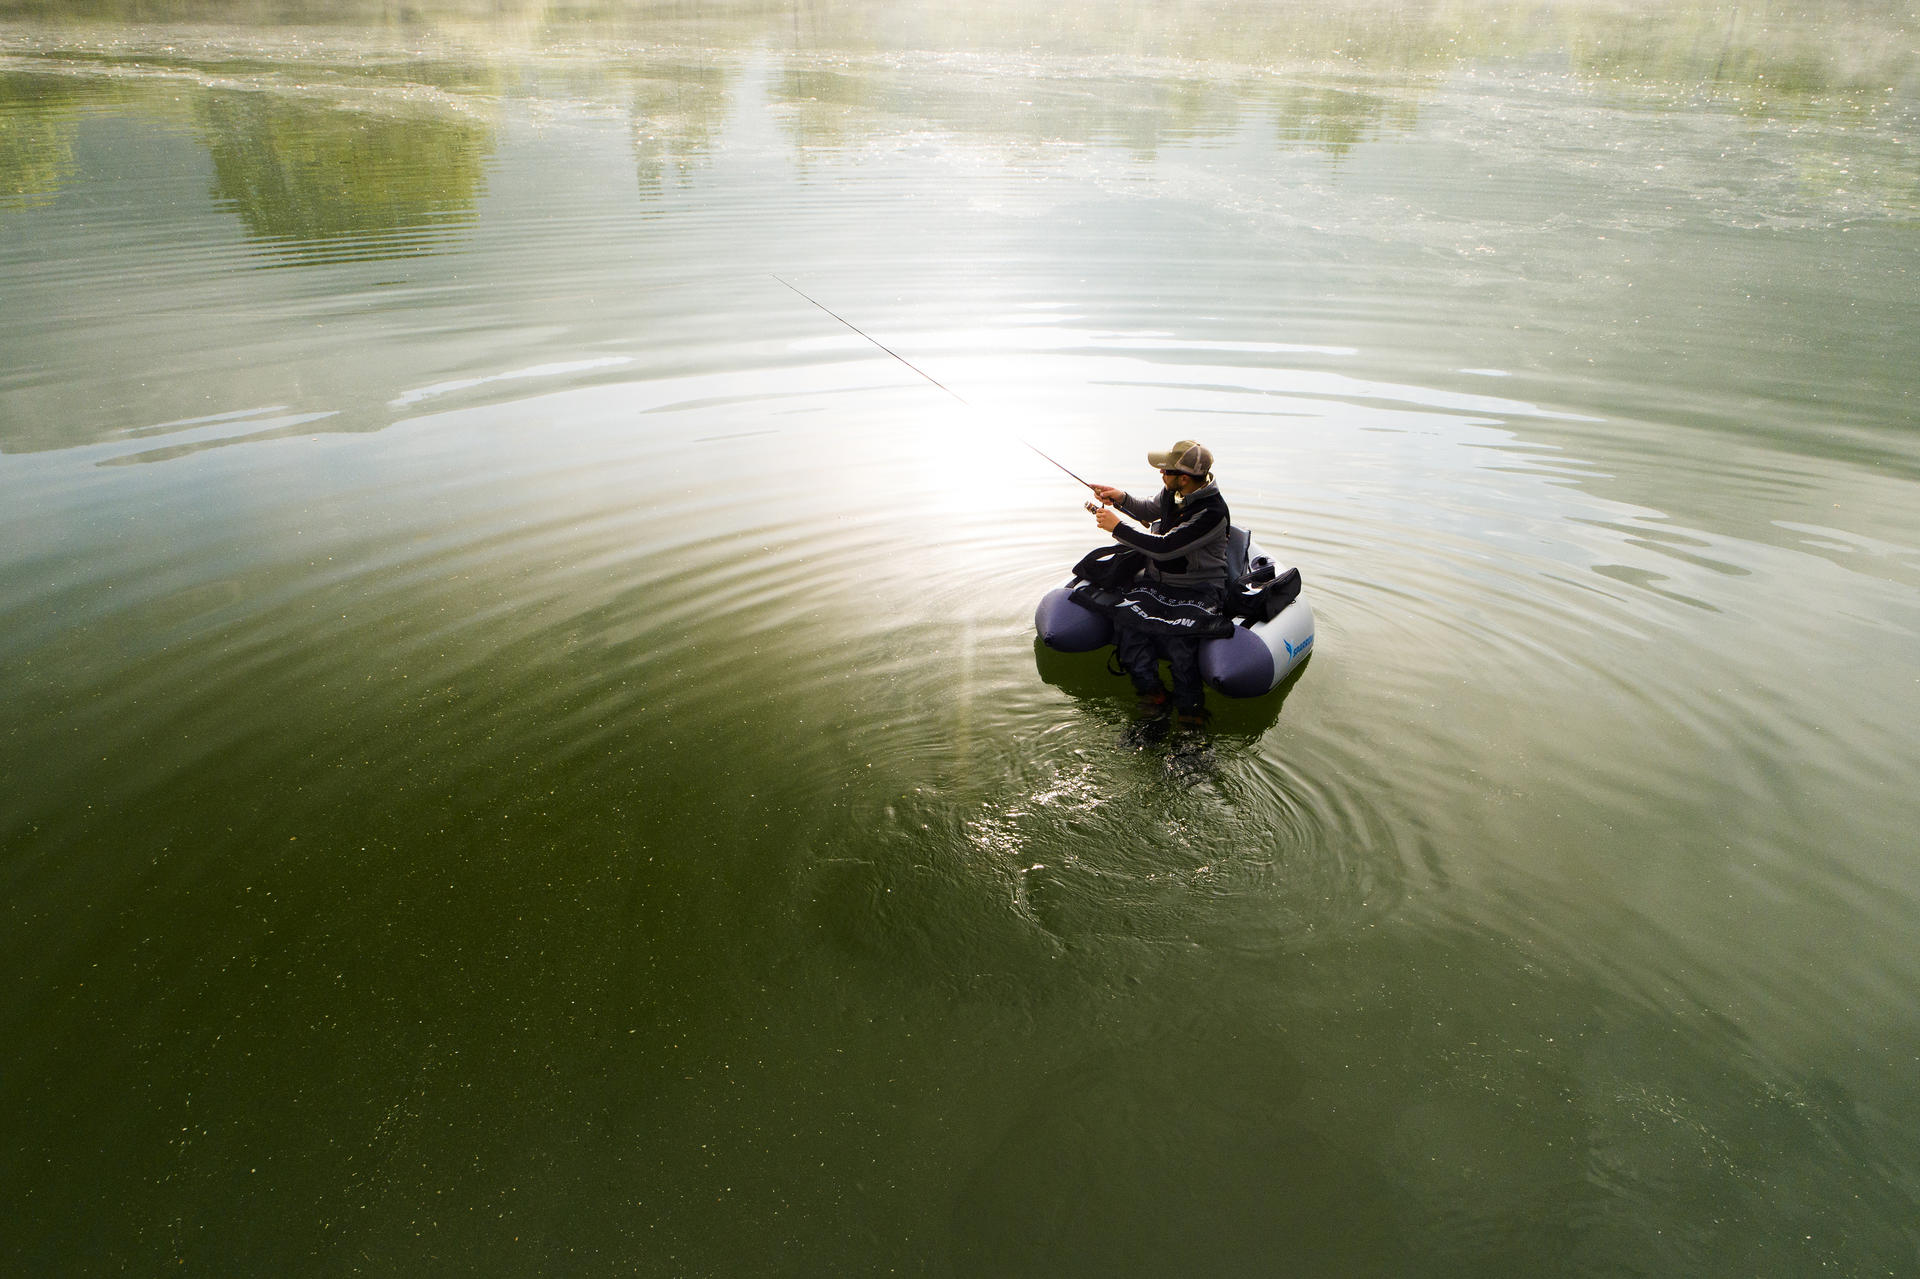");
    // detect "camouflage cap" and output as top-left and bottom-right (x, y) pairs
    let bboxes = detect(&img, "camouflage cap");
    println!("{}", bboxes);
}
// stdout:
(1147, 439), (1213, 477)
